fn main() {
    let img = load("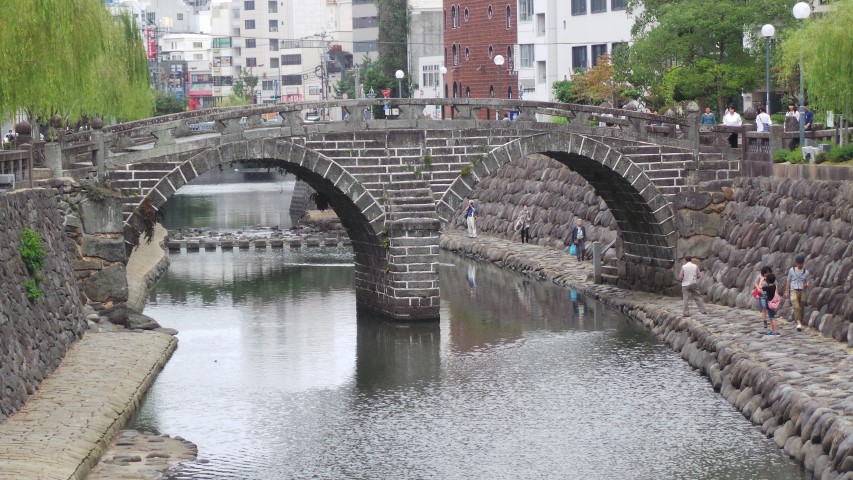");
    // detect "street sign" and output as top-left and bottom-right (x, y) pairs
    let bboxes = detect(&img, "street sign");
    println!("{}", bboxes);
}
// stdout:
(381, 88), (391, 98)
